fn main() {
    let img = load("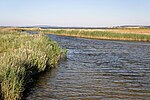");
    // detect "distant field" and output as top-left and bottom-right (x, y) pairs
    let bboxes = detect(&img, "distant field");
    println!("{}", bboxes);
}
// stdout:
(10, 27), (150, 34)
(104, 28), (150, 35)
(39, 28), (150, 42)
(40, 28), (150, 35)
